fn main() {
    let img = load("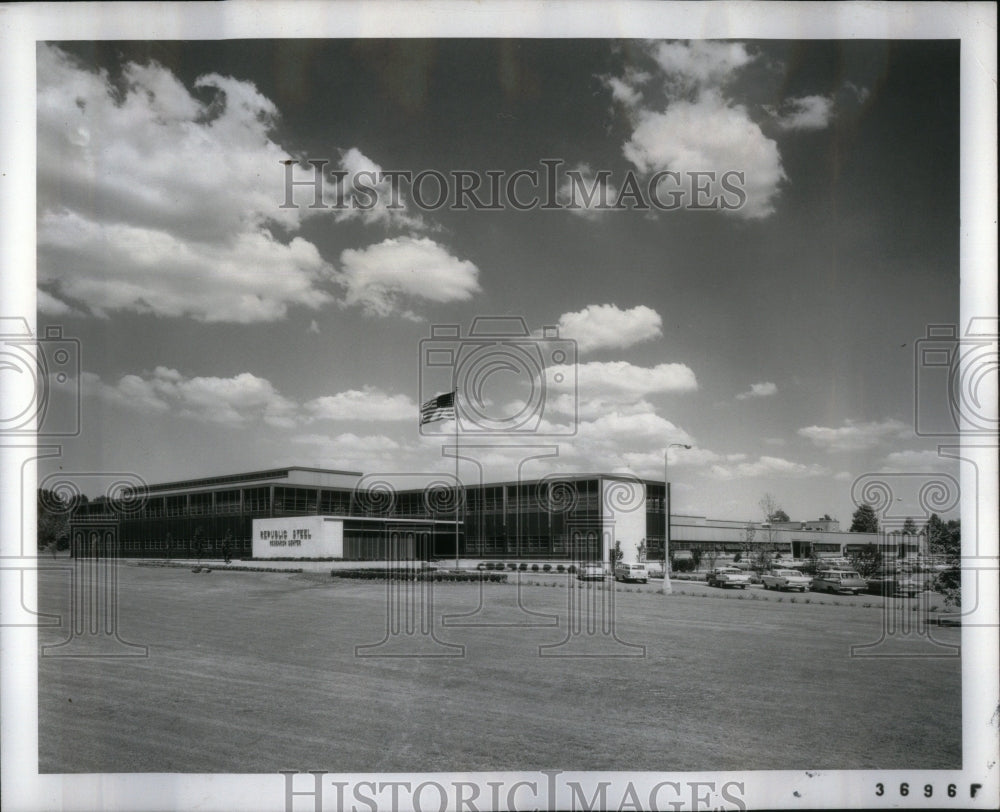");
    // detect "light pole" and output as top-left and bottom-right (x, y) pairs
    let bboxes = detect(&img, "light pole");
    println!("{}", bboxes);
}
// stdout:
(662, 443), (691, 595)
